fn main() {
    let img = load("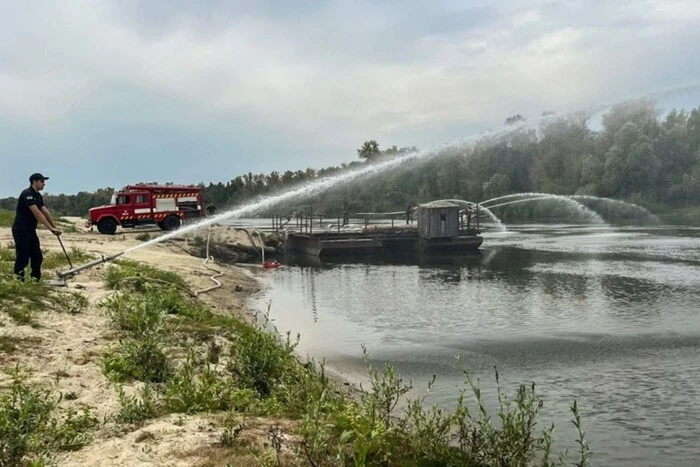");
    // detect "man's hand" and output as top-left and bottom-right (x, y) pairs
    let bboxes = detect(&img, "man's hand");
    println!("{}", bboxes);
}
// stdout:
(50, 227), (62, 236)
